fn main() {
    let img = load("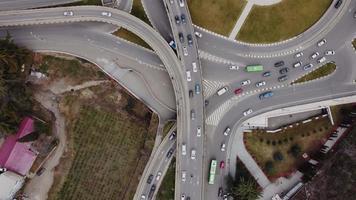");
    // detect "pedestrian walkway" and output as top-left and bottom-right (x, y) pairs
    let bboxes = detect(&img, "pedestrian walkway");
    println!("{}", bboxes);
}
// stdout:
(228, 0), (282, 39)
(229, 127), (271, 188)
